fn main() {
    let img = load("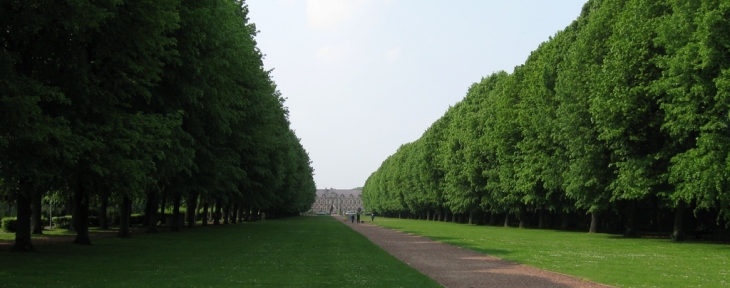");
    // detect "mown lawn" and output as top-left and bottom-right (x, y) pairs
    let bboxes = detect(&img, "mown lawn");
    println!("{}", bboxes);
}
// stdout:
(372, 217), (730, 288)
(0, 217), (440, 288)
